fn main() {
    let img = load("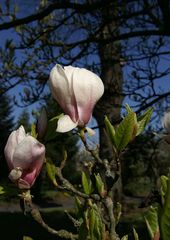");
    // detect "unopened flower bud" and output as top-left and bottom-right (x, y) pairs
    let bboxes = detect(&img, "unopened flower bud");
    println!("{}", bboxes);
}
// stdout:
(4, 125), (45, 189)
